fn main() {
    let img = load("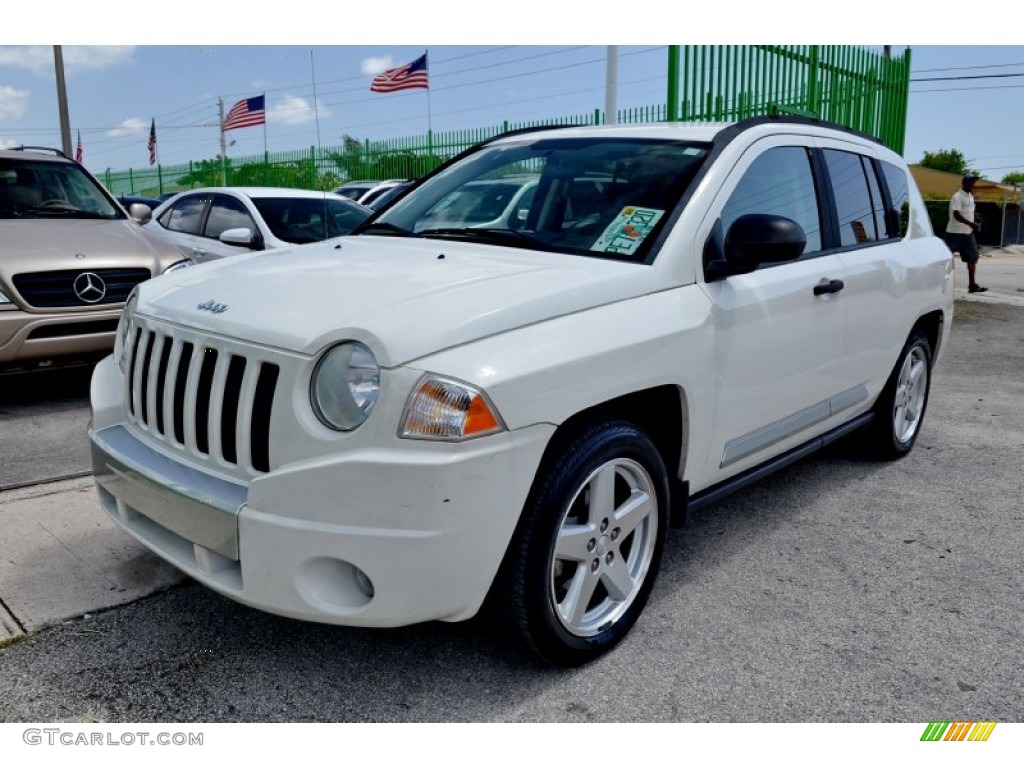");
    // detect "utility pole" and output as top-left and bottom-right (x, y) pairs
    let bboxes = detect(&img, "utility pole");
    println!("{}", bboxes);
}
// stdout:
(218, 98), (227, 185)
(53, 46), (73, 157)
(605, 46), (619, 125)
